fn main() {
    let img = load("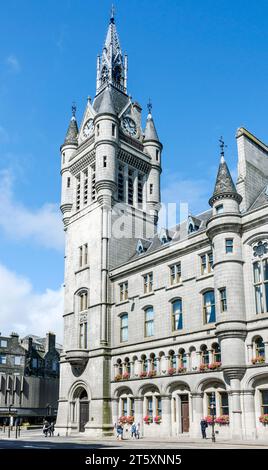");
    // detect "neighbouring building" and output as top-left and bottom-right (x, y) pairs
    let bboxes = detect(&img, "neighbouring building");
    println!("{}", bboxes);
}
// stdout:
(55, 10), (268, 440)
(0, 332), (60, 424)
